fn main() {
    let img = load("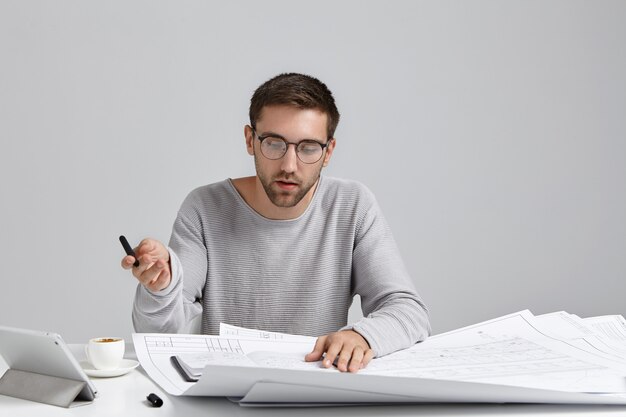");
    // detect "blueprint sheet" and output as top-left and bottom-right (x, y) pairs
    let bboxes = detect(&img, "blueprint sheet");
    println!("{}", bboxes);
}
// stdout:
(359, 310), (626, 393)
(133, 310), (626, 404)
